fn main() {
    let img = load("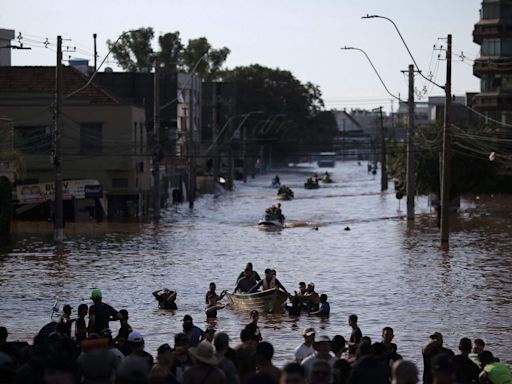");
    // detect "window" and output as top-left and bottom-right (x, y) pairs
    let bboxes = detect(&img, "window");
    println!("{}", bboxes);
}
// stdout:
(15, 125), (51, 153)
(80, 123), (102, 154)
(482, 3), (499, 19)
(112, 178), (128, 188)
(482, 38), (500, 56)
